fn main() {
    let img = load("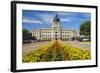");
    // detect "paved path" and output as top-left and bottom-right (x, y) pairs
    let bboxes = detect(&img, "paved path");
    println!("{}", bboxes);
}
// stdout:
(62, 41), (91, 50)
(22, 41), (91, 56)
(22, 41), (51, 56)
